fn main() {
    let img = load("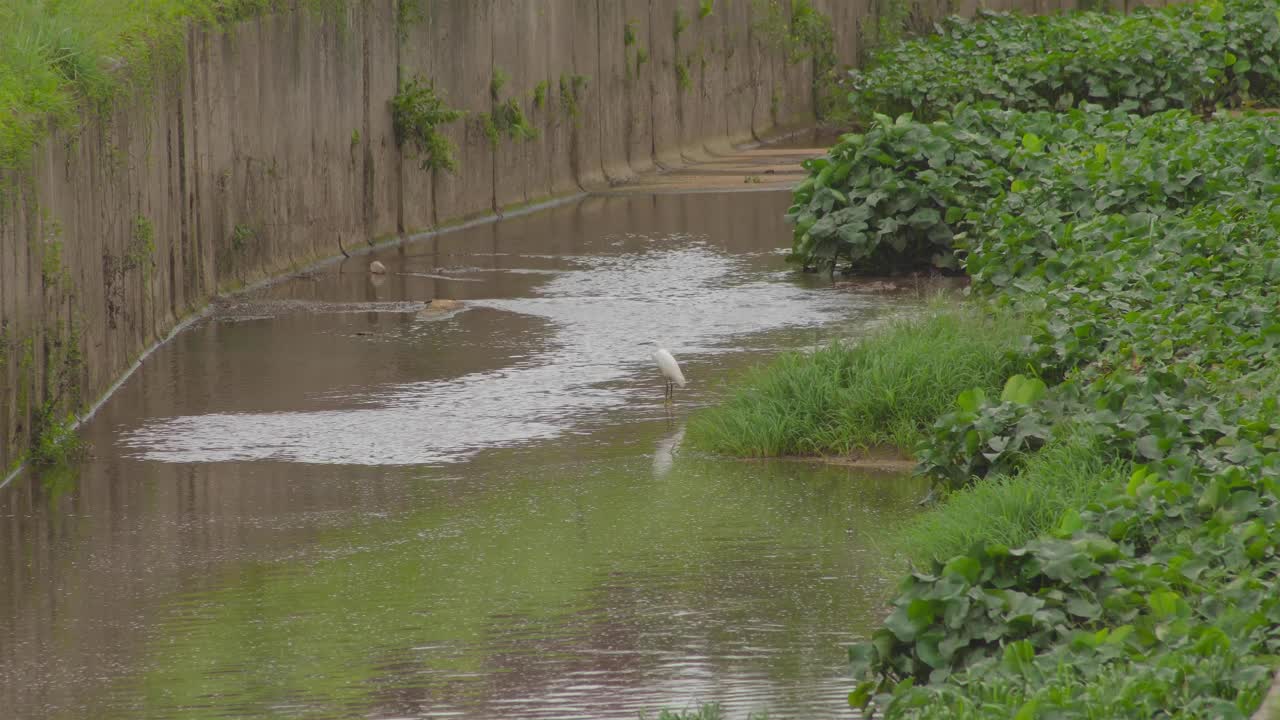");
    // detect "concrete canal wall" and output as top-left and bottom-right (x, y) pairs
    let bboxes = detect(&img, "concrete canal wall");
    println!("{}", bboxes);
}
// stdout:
(0, 0), (1175, 472)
